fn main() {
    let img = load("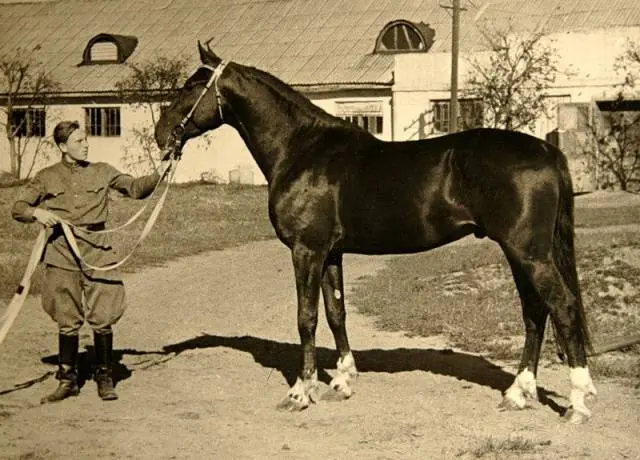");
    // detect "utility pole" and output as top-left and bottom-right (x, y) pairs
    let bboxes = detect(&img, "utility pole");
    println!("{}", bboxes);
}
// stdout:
(442, 0), (463, 133)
